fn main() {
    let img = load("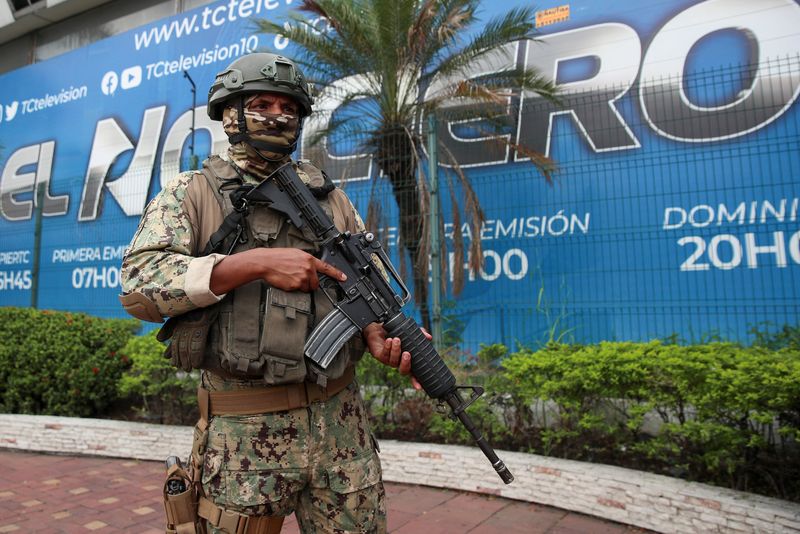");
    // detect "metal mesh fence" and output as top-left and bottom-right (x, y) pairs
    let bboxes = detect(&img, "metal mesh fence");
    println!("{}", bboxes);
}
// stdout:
(12, 56), (800, 352)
